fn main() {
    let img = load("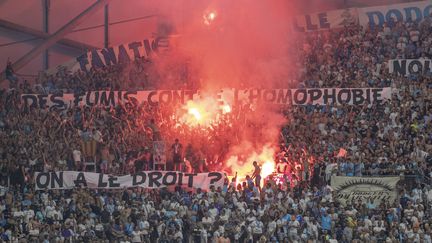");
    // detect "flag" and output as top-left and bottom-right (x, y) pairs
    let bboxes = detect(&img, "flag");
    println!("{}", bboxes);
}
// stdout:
(336, 148), (347, 158)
